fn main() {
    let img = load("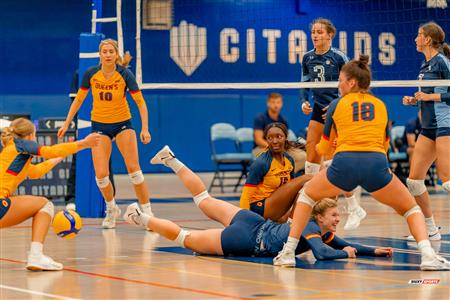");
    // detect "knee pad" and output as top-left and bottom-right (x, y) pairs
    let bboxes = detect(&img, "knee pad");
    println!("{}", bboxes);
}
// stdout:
(442, 181), (450, 192)
(305, 161), (320, 175)
(95, 176), (110, 189)
(174, 229), (191, 248)
(129, 170), (145, 185)
(39, 201), (54, 219)
(403, 205), (423, 219)
(323, 159), (333, 168)
(406, 178), (427, 196)
(296, 189), (316, 208)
